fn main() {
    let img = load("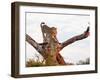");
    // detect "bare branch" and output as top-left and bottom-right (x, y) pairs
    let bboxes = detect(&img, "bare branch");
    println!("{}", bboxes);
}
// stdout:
(61, 27), (90, 49)
(26, 34), (42, 54)
(56, 53), (66, 65)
